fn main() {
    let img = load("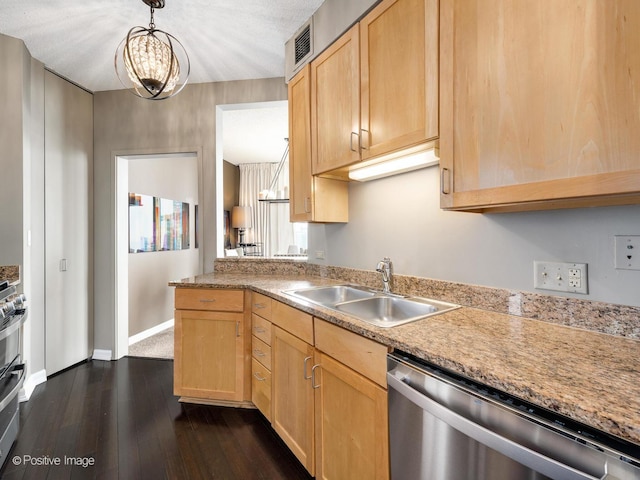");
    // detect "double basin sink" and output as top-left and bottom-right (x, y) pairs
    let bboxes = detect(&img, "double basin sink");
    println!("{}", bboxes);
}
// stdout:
(283, 284), (460, 328)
